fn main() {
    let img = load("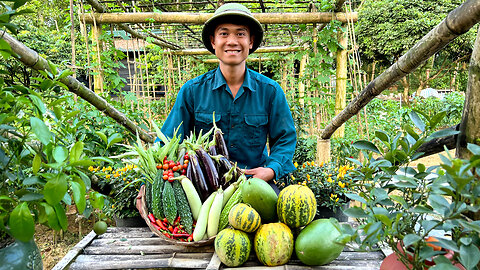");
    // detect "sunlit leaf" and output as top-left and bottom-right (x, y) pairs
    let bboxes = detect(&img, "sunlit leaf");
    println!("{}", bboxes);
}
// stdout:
(9, 202), (34, 242)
